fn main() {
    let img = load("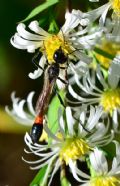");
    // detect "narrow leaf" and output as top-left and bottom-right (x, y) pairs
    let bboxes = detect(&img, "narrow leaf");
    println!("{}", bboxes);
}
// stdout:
(22, 0), (59, 22)
(94, 47), (114, 60)
(30, 165), (48, 186)
(47, 90), (65, 134)
(47, 90), (65, 145)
